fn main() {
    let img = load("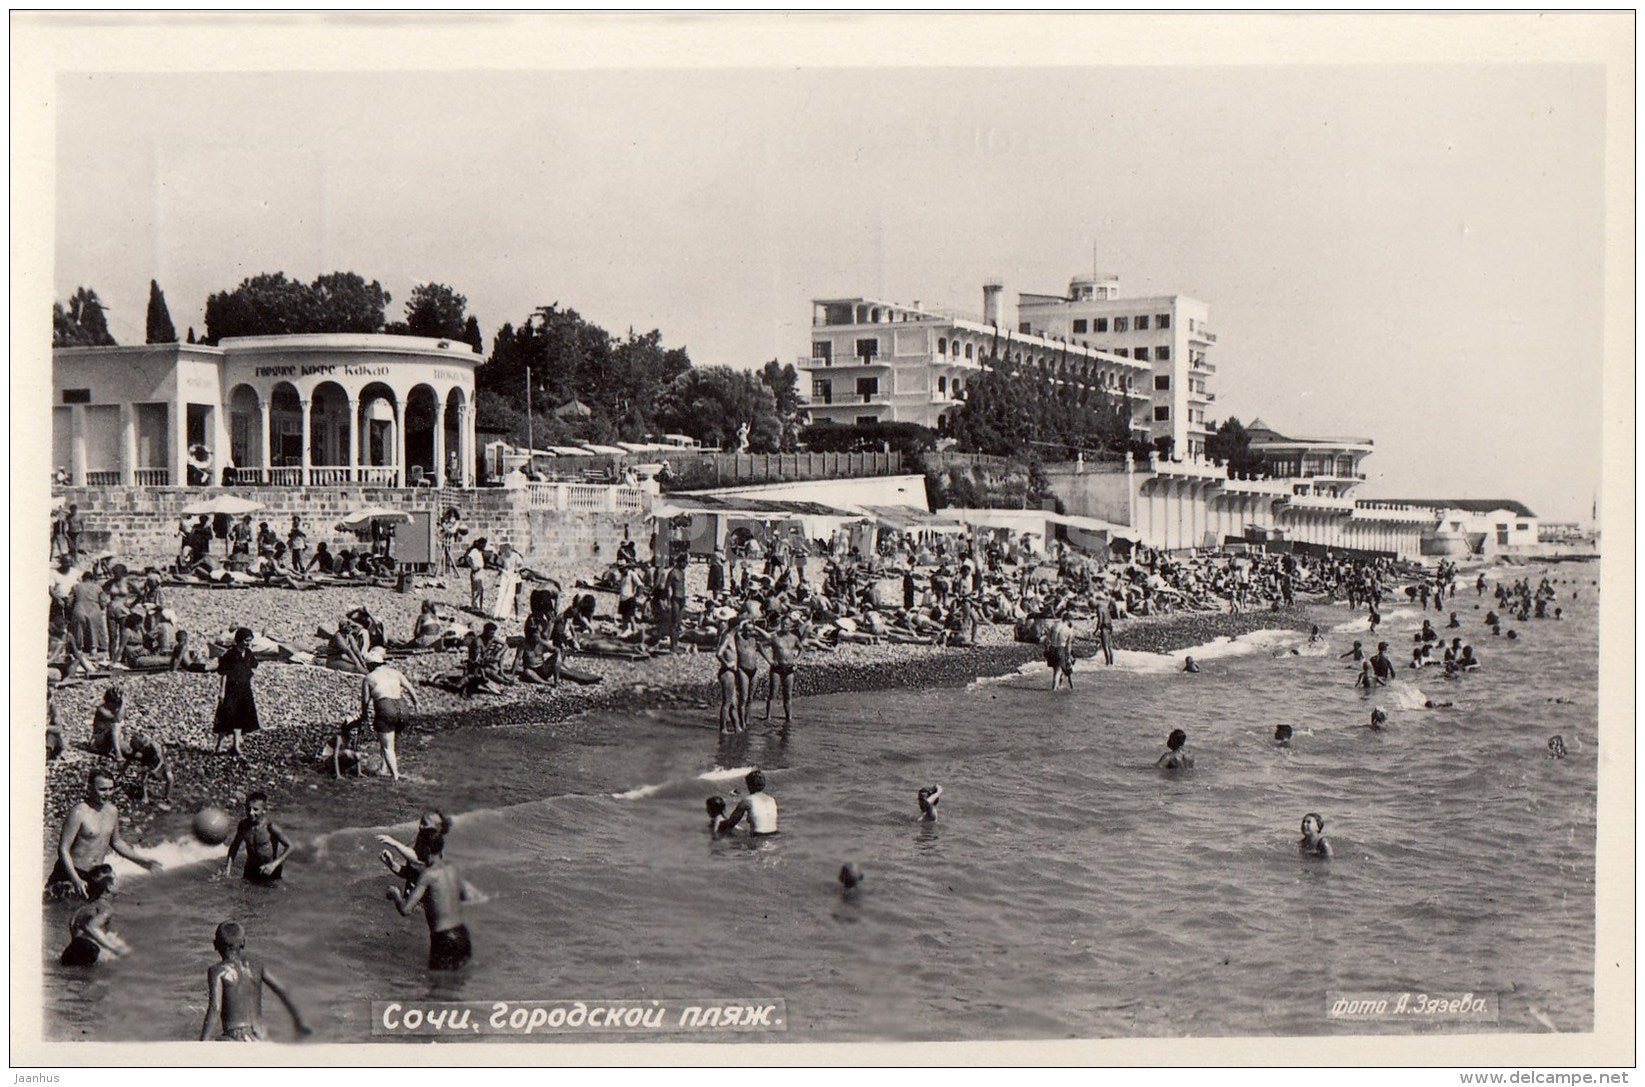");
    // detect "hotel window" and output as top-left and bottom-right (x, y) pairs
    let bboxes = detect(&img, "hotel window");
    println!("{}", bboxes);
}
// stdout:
(1114, 348), (1128, 357)
(1516, 523), (1529, 531)
(1135, 315), (1149, 330)
(812, 342), (832, 363)
(1156, 313), (1171, 329)
(964, 343), (973, 358)
(854, 338), (878, 359)
(937, 337), (947, 355)
(1154, 375), (1170, 390)
(937, 376), (947, 393)
(1154, 406), (1170, 421)
(952, 340), (961, 356)
(1155, 345), (1170, 361)
(1133, 346), (1148, 362)
(1094, 318), (1108, 332)
(1072, 319), (1088, 333)
(1018, 321), (1033, 333)
(1114, 316), (1129, 332)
